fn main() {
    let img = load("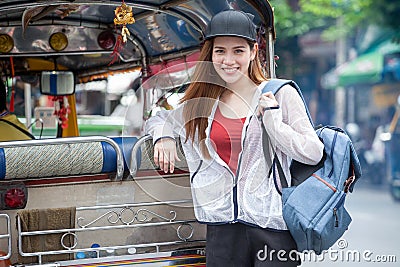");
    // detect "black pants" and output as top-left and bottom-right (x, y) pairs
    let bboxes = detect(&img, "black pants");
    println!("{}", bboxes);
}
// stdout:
(206, 223), (301, 267)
